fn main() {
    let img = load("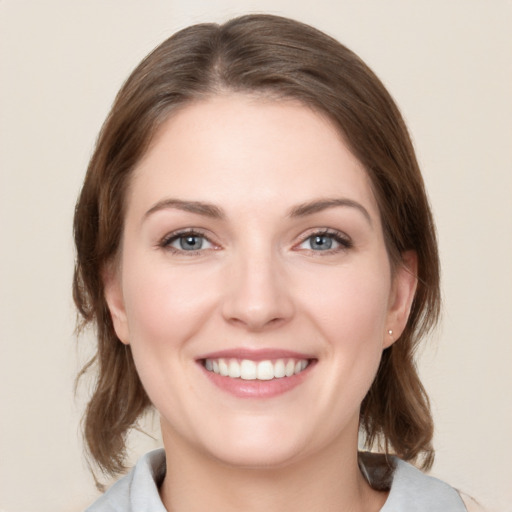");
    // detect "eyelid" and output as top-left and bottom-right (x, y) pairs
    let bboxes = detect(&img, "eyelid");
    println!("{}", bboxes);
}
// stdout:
(157, 227), (352, 254)
(158, 228), (219, 253)
(294, 228), (353, 251)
